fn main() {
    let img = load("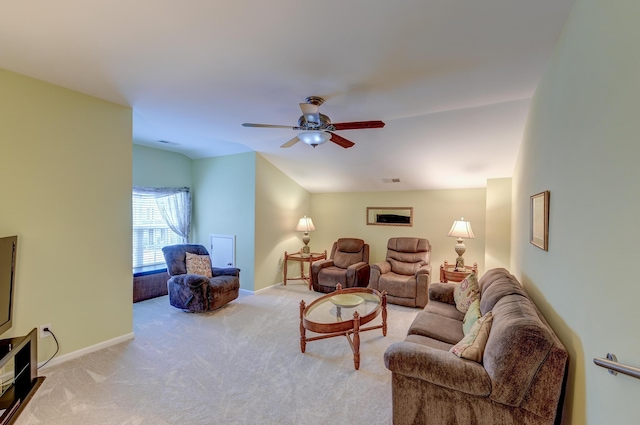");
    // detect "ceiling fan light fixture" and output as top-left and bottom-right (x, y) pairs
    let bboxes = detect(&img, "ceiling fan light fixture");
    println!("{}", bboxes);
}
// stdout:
(298, 131), (330, 147)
